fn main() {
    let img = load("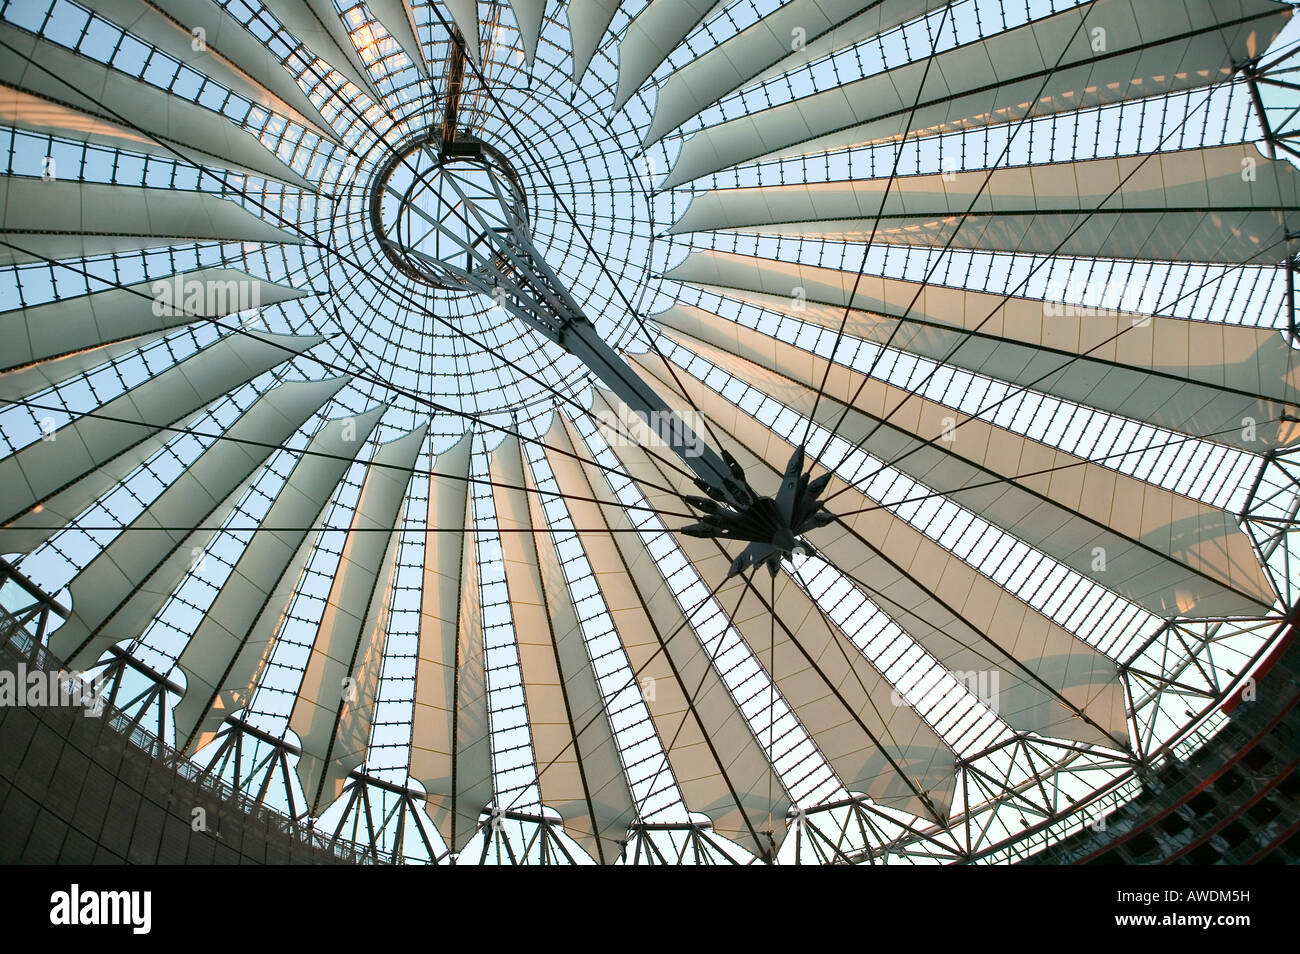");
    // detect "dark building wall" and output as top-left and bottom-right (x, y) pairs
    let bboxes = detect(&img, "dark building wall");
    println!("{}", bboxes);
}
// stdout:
(0, 643), (354, 865)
